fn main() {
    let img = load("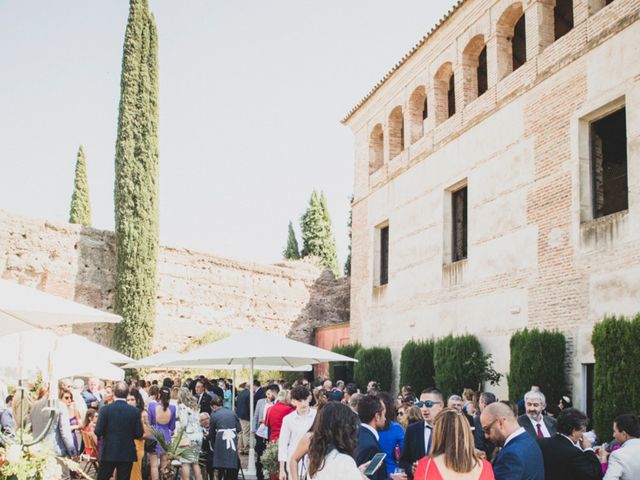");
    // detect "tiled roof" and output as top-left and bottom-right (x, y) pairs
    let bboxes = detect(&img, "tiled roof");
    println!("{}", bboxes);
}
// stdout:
(341, 0), (466, 124)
